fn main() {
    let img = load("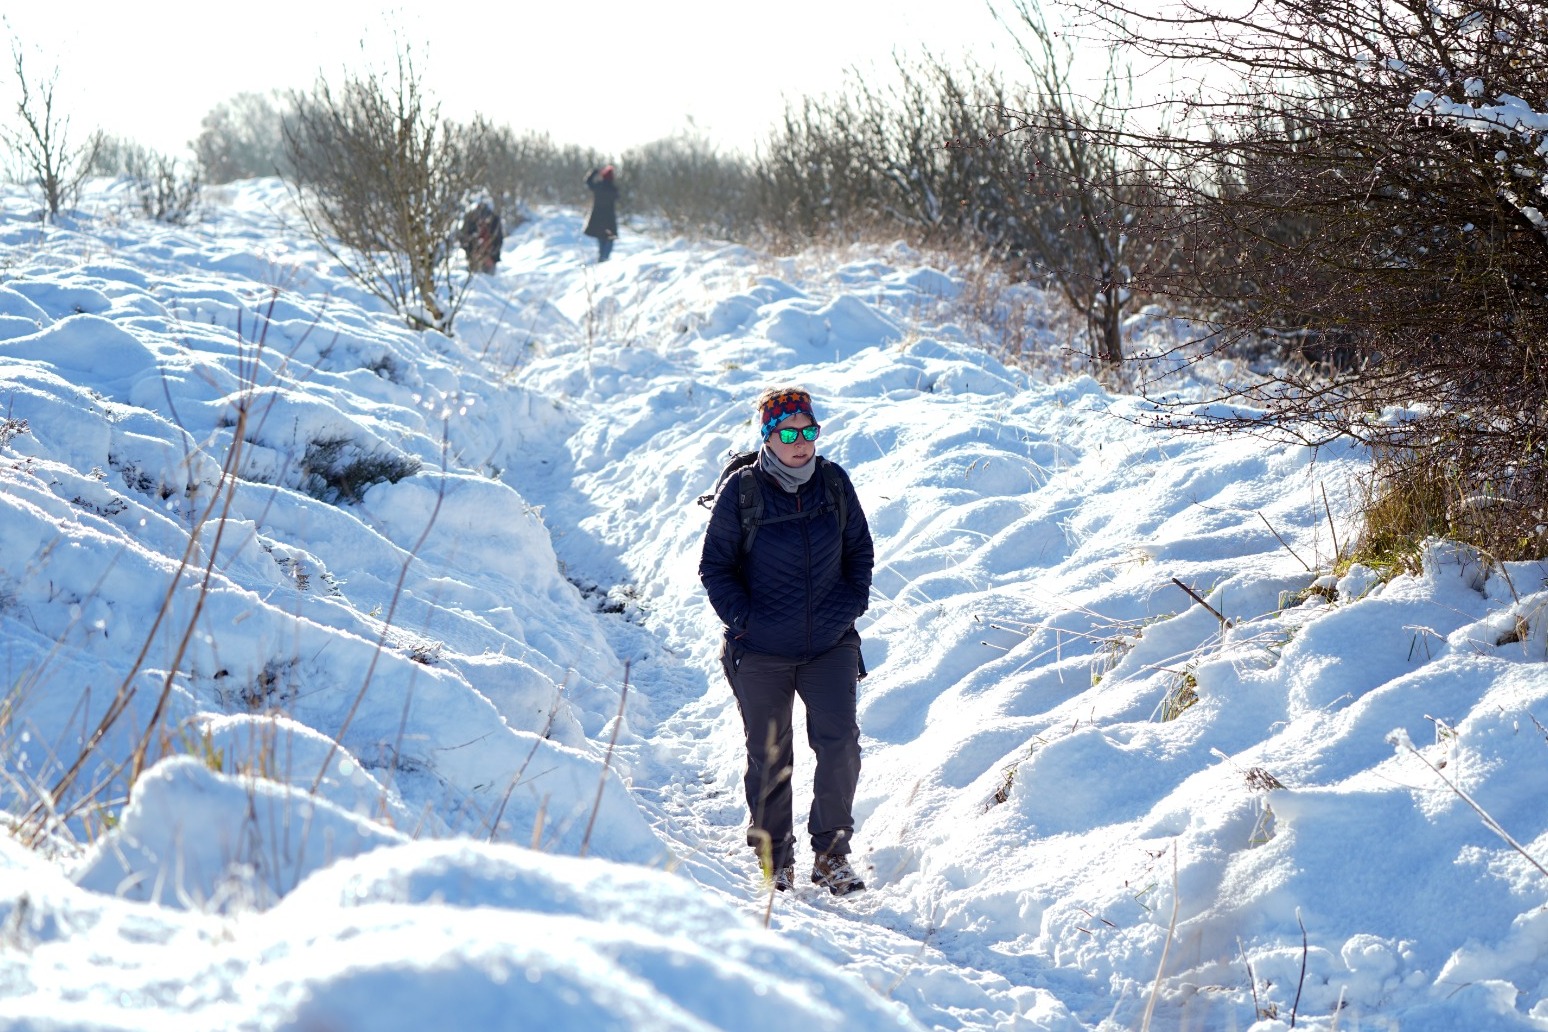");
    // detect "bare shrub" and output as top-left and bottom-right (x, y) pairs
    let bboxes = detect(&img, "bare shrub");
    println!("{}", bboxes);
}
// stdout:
(752, 71), (914, 244)
(620, 130), (759, 238)
(299, 435), (421, 506)
(86, 134), (141, 176)
(468, 123), (601, 214)
(130, 151), (201, 225)
(93, 138), (202, 224)
(749, 57), (1022, 244)
(746, 38), (1148, 368)
(283, 45), (487, 335)
(193, 90), (293, 183)
(1, 39), (101, 217)
(979, 1), (1164, 366)
(751, 93), (866, 242)
(1068, 0), (1548, 558)
(749, 55), (1044, 249)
